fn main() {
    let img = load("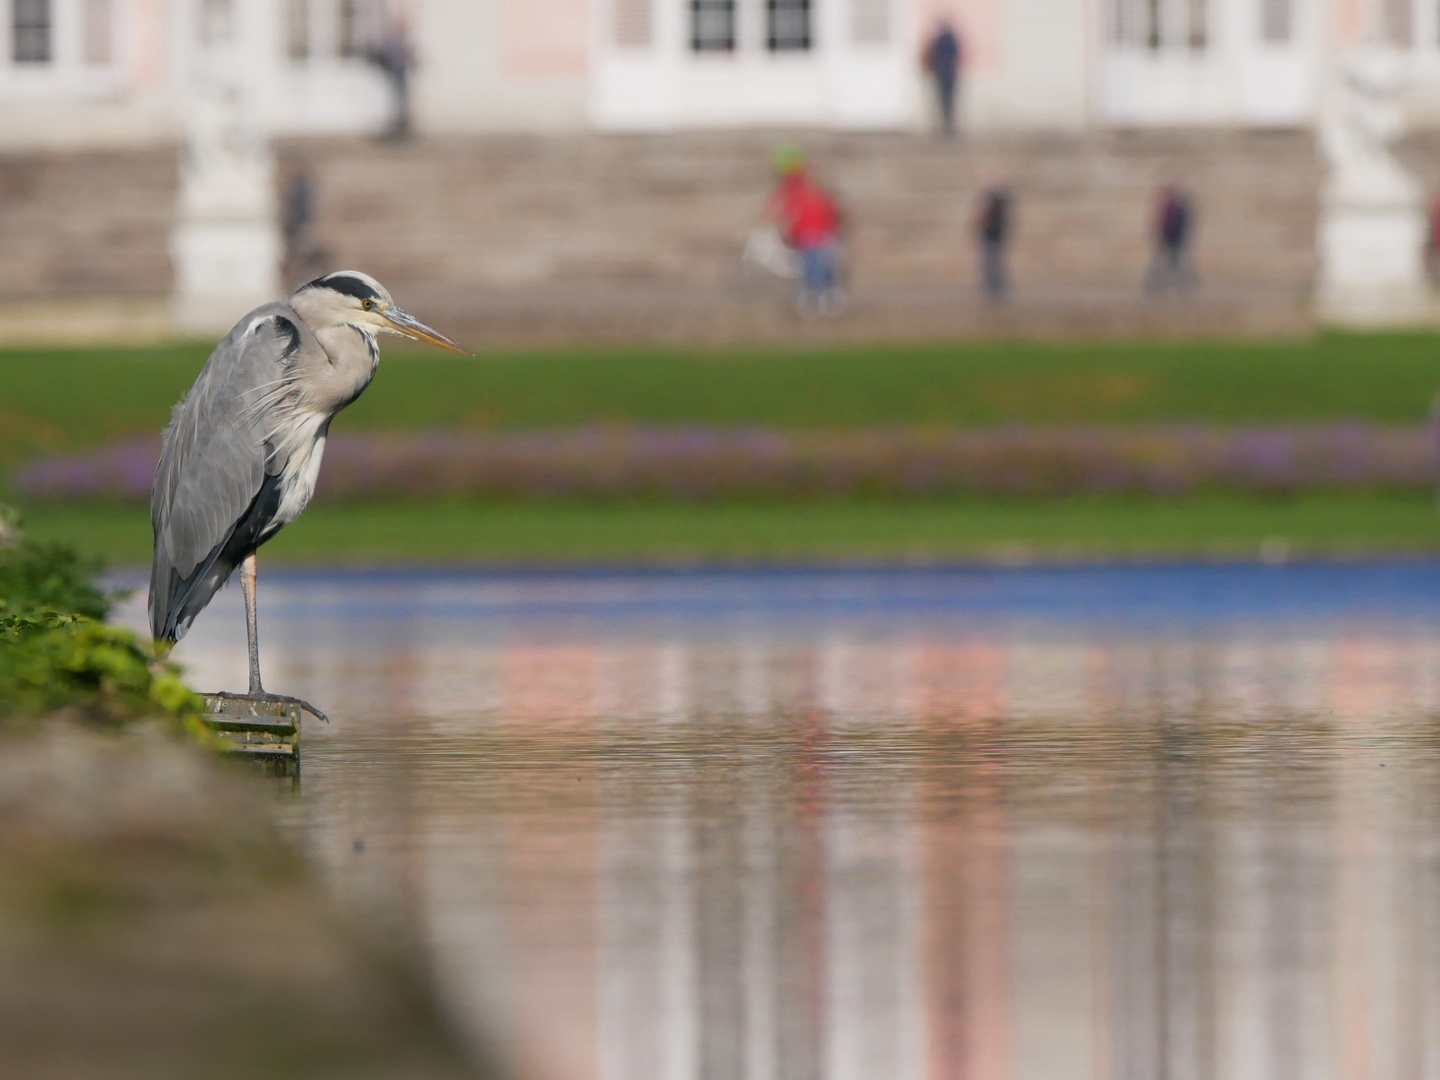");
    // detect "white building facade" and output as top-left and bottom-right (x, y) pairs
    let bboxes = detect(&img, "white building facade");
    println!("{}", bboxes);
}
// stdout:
(3, 0), (1440, 148)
